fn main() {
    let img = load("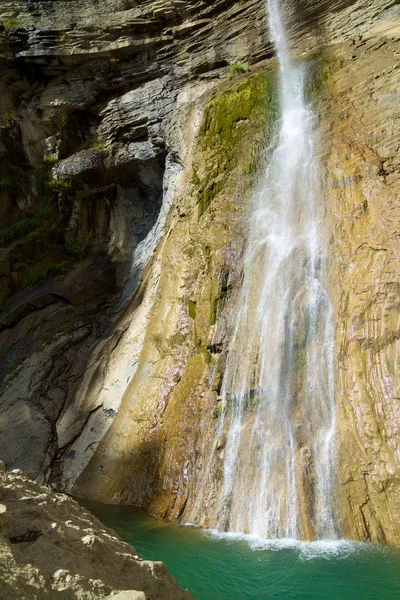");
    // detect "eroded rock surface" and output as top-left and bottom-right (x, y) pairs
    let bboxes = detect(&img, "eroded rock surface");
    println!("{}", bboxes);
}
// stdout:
(0, 0), (399, 548)
(320, 13), (400, 545)
(0, 464), (193, 599)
